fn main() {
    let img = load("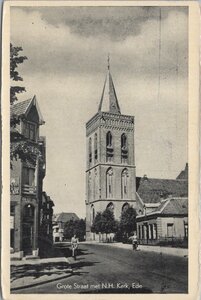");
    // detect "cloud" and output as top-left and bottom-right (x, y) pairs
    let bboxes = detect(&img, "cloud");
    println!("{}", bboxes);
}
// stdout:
(19, 6), (187, 41)
(11, 7), (188, 80)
